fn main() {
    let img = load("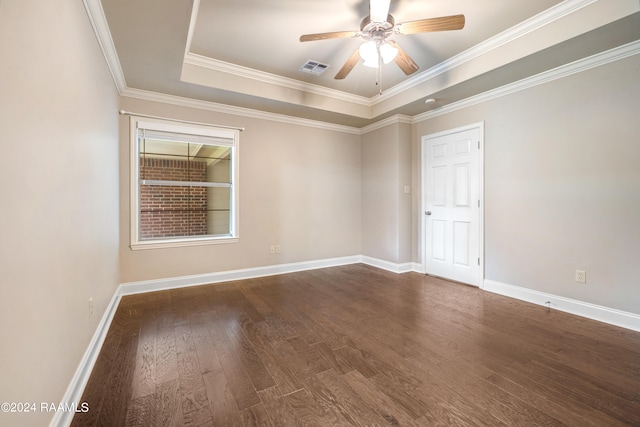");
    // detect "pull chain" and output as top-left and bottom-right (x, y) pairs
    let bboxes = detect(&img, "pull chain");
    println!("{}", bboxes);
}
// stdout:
(377, 42), (383, 95)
